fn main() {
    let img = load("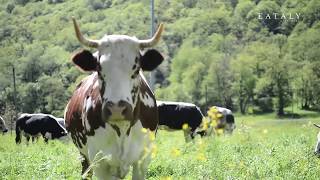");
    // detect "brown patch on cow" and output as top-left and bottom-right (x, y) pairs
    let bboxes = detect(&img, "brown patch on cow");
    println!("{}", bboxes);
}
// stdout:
(65, 73), (105, 147)
(132, 76), (158, 131)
